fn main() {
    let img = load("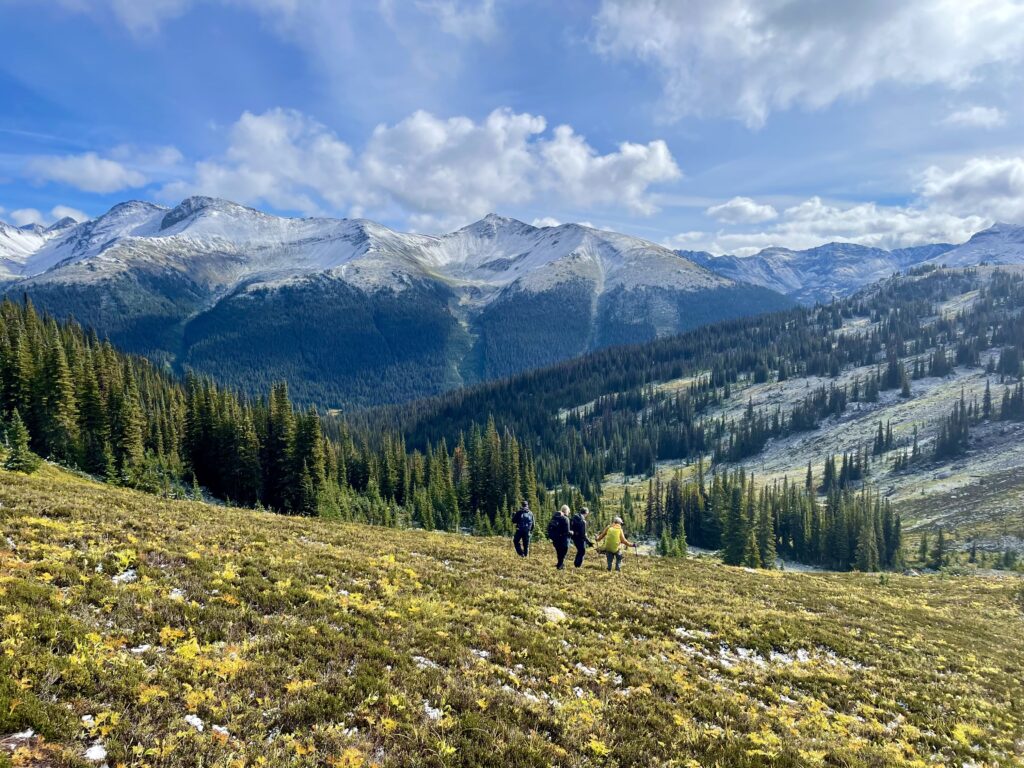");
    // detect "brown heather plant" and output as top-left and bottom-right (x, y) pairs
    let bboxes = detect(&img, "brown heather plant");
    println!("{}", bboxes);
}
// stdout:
(1, 462), (1023, 767)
